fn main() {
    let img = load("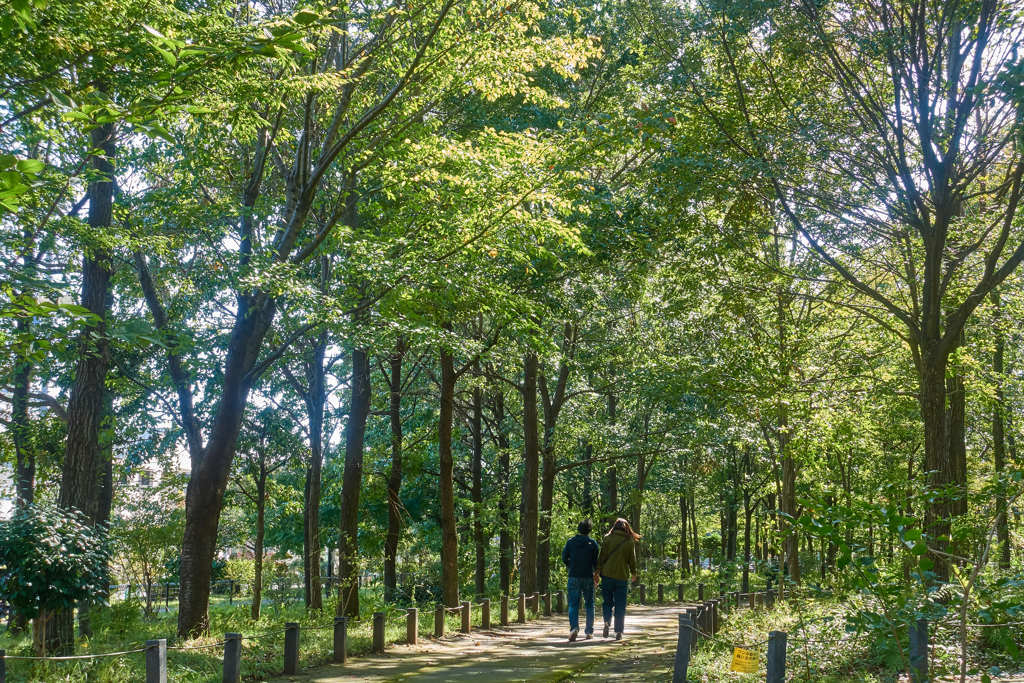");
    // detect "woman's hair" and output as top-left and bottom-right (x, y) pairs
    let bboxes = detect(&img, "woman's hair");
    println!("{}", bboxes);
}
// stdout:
(605, 517), (641, 540)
